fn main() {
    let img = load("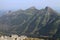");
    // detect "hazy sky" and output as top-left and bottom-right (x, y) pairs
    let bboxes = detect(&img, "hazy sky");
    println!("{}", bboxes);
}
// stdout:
(0, 0), (60, 10)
